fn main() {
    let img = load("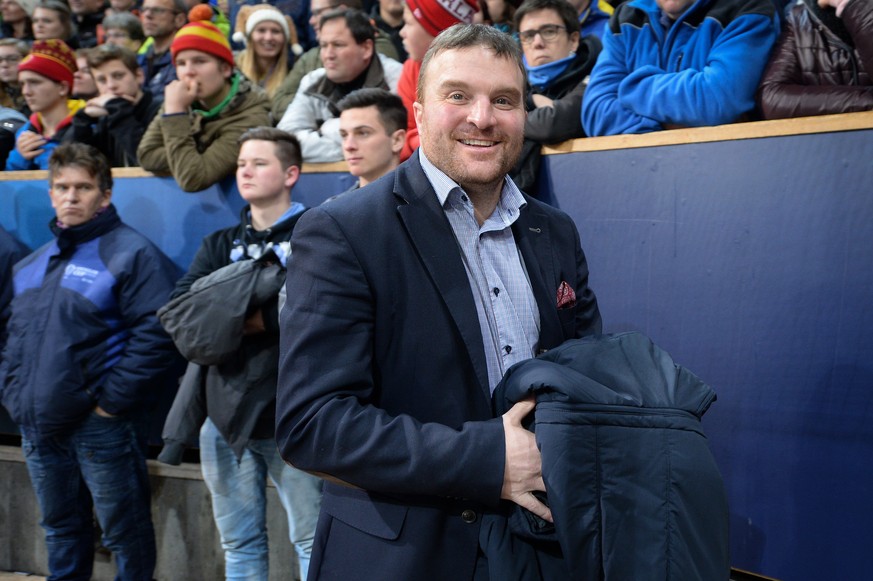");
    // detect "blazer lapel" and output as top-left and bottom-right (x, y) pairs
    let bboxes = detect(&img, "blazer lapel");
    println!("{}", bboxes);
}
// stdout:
(513, 201), (563, 350)
(393, 156), (491, 398)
